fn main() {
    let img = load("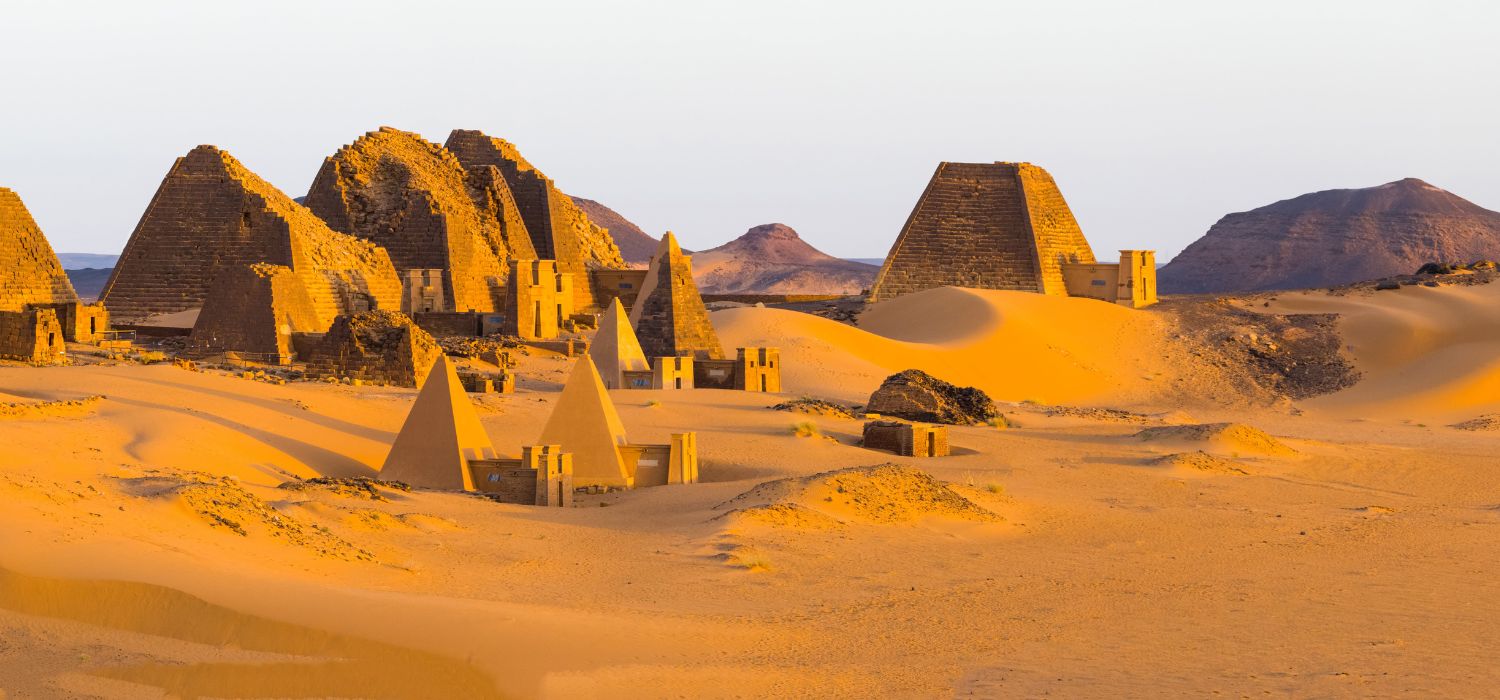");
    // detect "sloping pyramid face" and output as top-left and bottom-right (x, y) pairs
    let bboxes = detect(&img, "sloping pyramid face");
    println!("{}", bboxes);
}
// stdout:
(380, 354), (492, 490)
(589, 298), (649, 389)
(189, 263), (320, 360)
(0, 188), (79, 311)
(538, 356), (631, 488)
(444, 129), (626, 311)
(629, 232), (724, 360)
(868, 162), (1096, 303)
(101, 146), (402, 324)
(303, 127), (536, 313)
